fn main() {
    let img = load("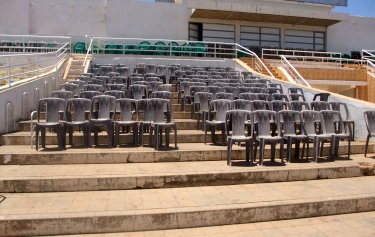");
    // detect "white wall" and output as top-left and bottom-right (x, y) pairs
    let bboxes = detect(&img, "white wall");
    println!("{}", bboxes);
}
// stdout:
(327, 16), (375, 54)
